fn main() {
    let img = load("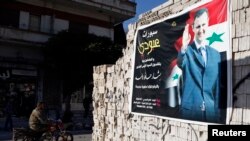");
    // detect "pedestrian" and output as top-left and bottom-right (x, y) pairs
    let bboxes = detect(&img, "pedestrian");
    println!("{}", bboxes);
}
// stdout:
(62, 107), (74, 130)
(83, 96), (91, 118)
(4, 97), (13, 131)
